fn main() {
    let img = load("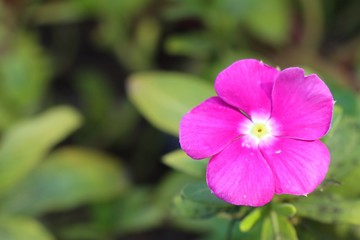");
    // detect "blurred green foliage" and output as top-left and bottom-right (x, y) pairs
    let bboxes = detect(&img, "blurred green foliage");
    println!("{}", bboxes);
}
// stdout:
(0, 0), (359, 239)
